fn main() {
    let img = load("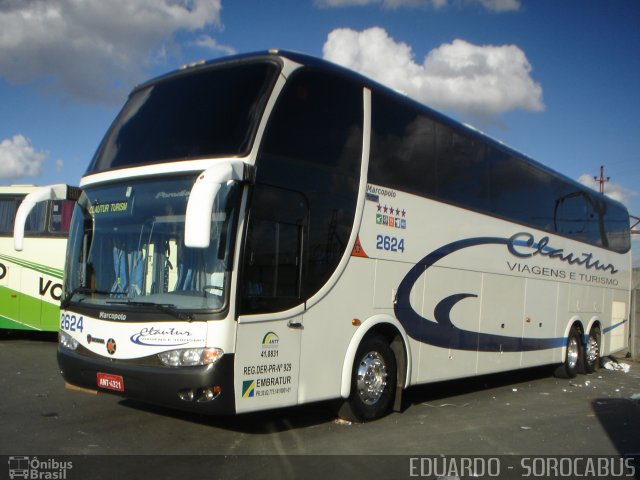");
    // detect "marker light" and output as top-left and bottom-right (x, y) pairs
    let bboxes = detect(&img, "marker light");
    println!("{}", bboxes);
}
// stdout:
(158, 347), (224, 367)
